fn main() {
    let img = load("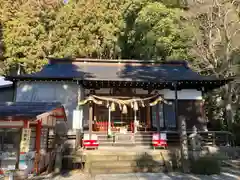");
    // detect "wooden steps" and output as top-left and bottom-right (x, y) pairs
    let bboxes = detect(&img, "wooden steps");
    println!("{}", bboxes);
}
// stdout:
(87, 131), (181, 147)
(91, 131), (153, 147)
